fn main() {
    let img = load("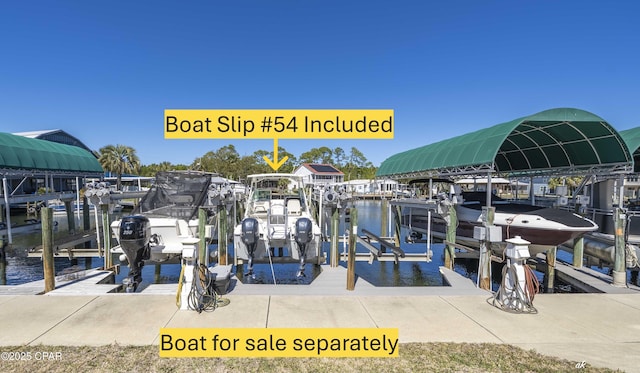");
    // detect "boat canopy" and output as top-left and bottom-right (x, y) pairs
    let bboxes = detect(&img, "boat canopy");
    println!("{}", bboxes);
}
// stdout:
(0, 132), (103, 174)
(135, 171), (212, 220)
(376, 108), (632, 179)
(619, 127), (640, 173)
